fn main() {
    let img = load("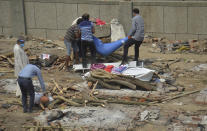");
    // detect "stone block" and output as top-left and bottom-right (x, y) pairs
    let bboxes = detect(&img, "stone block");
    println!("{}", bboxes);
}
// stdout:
(175, 34), (198, 41)
(135, 6), (164, 33)
(188, 7), (207, 34)
(25, 2), (35, 28)
(100, 4), (119, 23)
(27, 29), (47, 38)
(164, 7), (187, 33)
(0, 1), (11, 27)
(34, 2), (57, 29)
(78, 4), (100, 18)
(46, 29), (66, 40)
(152, 33), (176, 40)
(94, 24), (111, 38)
(56, 3), (78, 29)
(194, 94), (206, 104)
